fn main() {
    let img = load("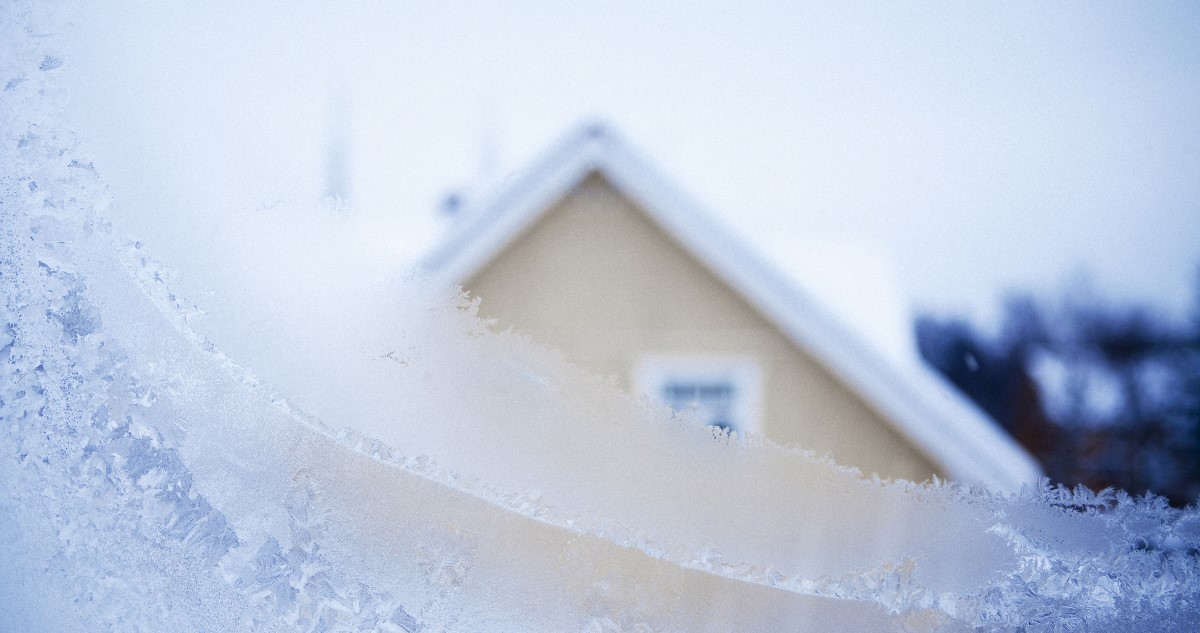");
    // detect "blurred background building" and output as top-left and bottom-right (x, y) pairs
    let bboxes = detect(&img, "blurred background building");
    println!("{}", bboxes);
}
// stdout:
(422, 123), (1040, 492)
